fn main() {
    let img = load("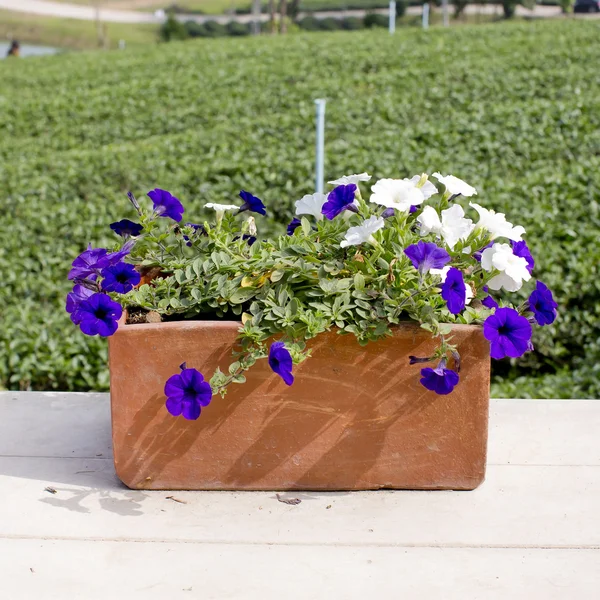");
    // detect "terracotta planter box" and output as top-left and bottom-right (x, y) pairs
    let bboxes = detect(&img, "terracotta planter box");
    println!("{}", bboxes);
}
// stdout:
(108, 321), (490, 491)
